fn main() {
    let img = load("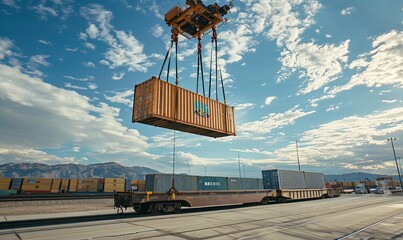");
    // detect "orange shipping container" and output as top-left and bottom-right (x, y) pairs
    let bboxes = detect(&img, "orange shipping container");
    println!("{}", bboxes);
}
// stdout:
(0, 178), (12, 190)
(132, 77), (236, 138)
(60, 179), (69, 192)
(51, 179), (61, 193)
(69, 179), (78, 192)
(21, 178), (52, 191)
